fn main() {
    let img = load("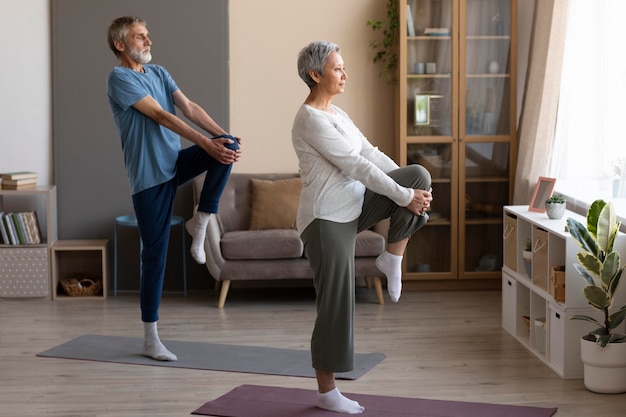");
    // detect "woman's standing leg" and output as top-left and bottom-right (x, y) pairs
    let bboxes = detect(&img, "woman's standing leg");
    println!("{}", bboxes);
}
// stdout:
(302, 219), (365, 414)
